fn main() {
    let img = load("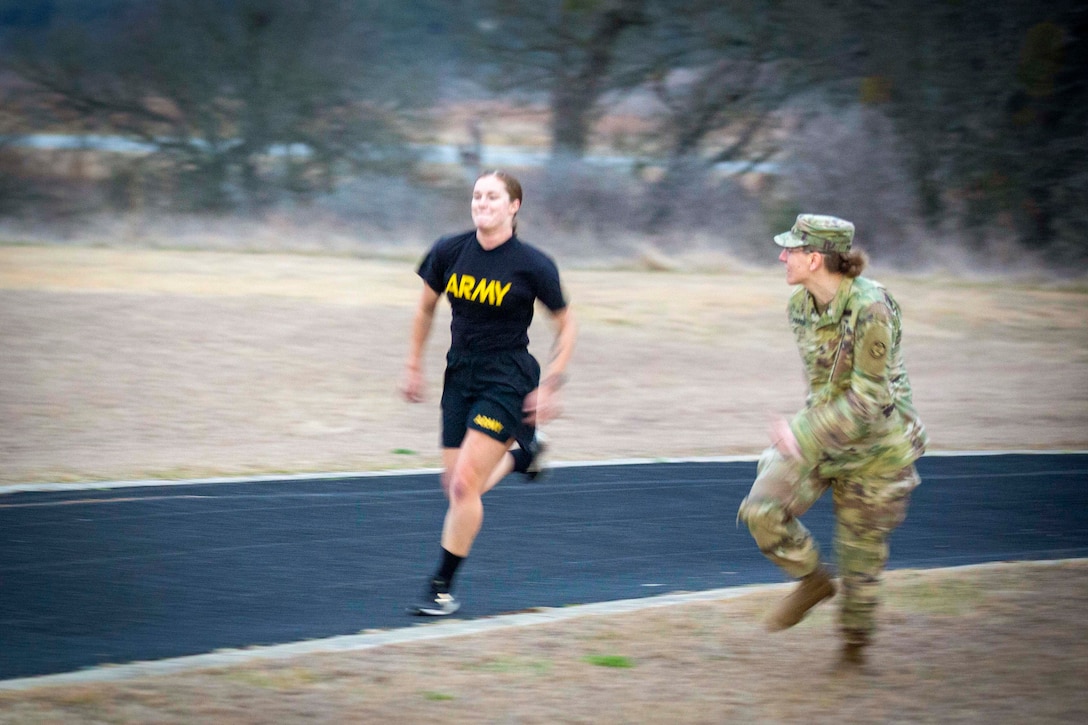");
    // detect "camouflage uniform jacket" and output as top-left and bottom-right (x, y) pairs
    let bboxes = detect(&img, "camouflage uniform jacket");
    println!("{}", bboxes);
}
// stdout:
(787, 276), (927, 476)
